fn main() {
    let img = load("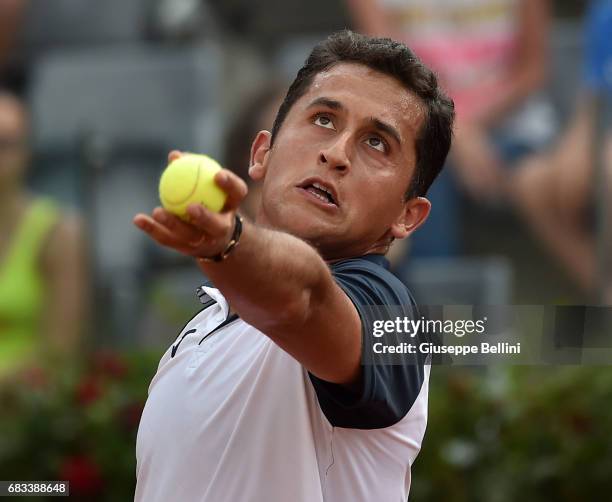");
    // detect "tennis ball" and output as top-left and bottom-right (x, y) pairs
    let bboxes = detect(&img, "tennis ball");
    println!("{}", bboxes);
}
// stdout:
(159, 154), (227, 219)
